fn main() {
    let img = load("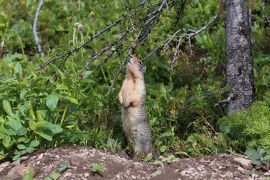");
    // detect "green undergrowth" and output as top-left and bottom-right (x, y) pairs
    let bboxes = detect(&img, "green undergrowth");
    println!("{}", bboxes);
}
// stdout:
(0, 0), (269, 162)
